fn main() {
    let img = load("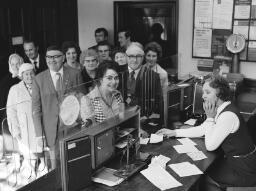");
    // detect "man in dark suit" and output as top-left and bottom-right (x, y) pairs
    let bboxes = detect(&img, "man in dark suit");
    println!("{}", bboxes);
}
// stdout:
(23, 39), (47, 74)
(32, 45), (85, 171)
(125, 43), (162, 117)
